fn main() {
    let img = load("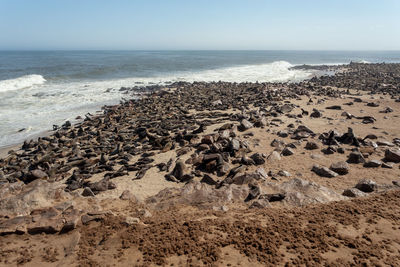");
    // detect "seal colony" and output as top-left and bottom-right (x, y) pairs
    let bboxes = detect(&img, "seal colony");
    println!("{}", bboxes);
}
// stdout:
(1, 62), (400, 266)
